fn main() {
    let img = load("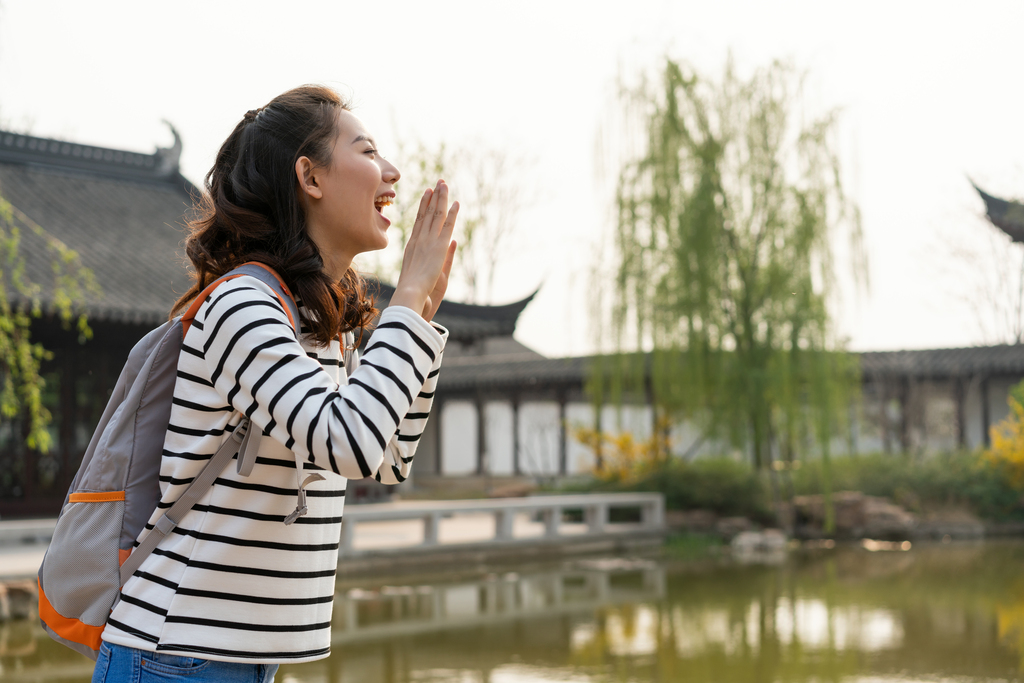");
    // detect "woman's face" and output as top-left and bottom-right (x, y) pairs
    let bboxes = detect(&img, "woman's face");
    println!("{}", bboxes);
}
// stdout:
(303, 110), (400, 274)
